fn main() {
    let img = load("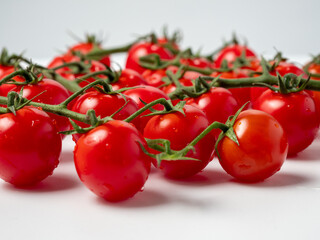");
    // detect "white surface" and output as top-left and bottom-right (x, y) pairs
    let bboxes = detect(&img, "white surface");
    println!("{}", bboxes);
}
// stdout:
(0, 134), (320, 240)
